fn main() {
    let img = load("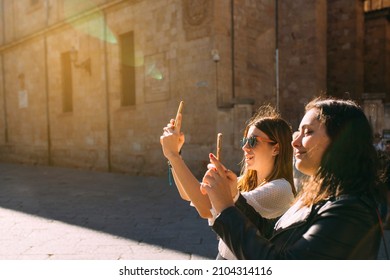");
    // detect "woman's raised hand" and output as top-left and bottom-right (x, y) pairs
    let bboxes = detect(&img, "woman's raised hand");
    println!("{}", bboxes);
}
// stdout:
(202, 153), (236, 213)
(160, 113), (185, 160)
